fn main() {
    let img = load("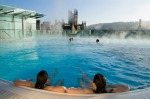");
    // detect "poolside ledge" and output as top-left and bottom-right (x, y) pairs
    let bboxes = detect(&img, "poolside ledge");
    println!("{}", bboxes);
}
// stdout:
(0, 78), (150, 99)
